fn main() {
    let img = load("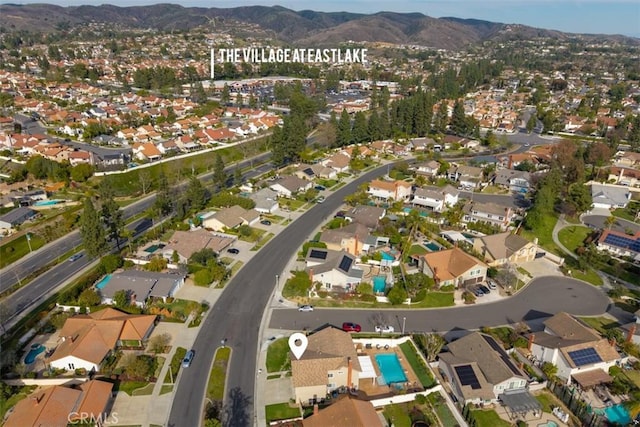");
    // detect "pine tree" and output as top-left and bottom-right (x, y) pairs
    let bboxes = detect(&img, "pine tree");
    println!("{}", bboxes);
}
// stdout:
(337, 109), (352, 146)
(352, 111), (368, 144)
(451, 99), (467, 135)
(154, 170), (172, 216)
(99, 179), (123, 250)
(80, 198), (108, 258)
(187, 177), (206, 211)
(367, 111), (380, 141)
(213, 153), (226, 188)
(220, 83), (230, 105)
